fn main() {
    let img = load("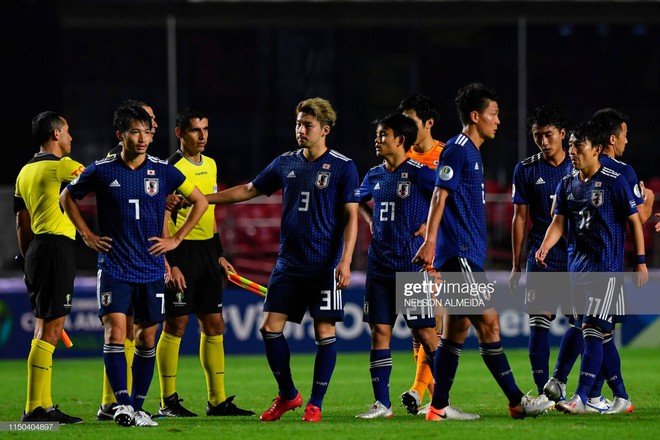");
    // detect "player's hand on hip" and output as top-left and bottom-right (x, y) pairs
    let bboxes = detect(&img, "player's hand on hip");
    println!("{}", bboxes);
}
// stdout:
(335, 260), (351, 290)
(412, 241), (434, 267)
(509, 268), (521, 294)
(148, 236), (181, 255)
(83, 233), (112, 252)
